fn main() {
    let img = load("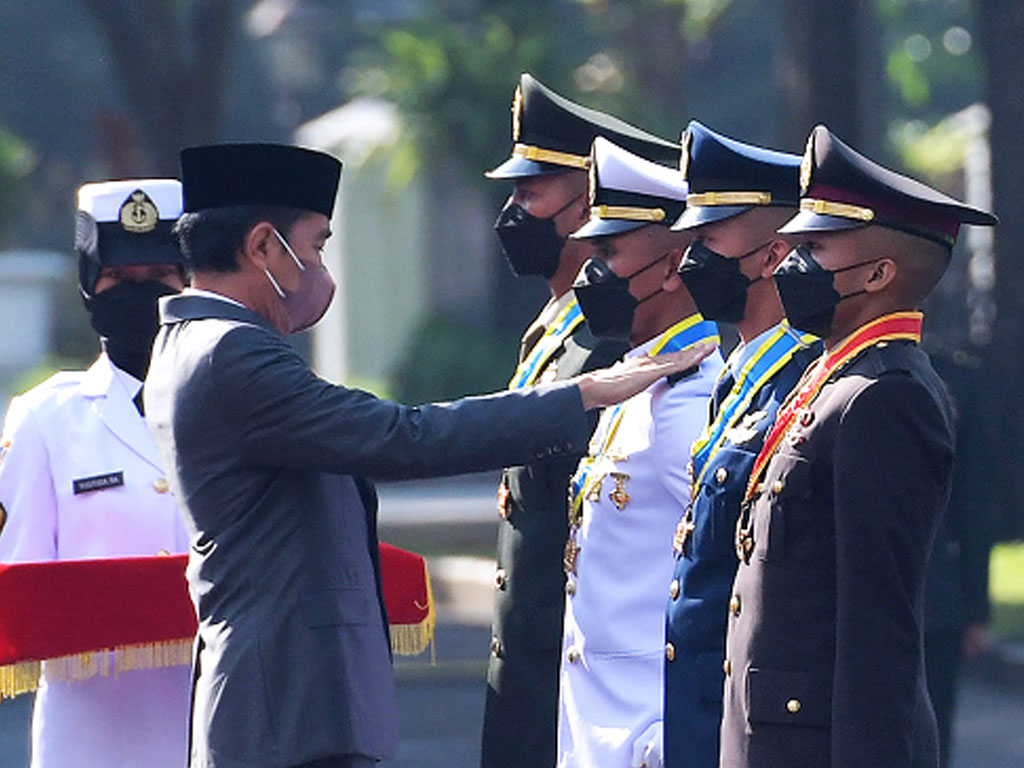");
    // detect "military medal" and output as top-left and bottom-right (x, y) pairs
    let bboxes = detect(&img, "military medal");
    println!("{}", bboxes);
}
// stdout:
(735, 500), (755, 564)
(496, 478), (512, 520)
(608, 472), (630, 511)
(673, 508), (696, 556)
(564, 531), (581, 575)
